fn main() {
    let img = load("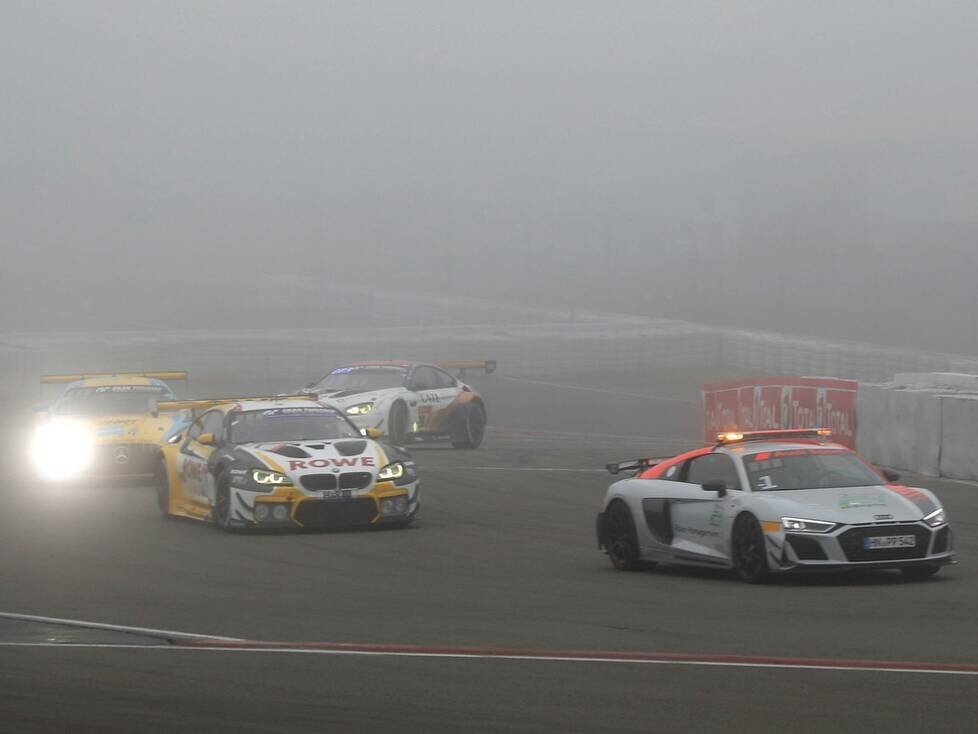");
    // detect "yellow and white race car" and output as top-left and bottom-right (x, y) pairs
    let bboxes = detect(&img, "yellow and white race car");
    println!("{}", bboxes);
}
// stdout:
(154, 395), (419, 531)
(31, 371), (189, 481)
